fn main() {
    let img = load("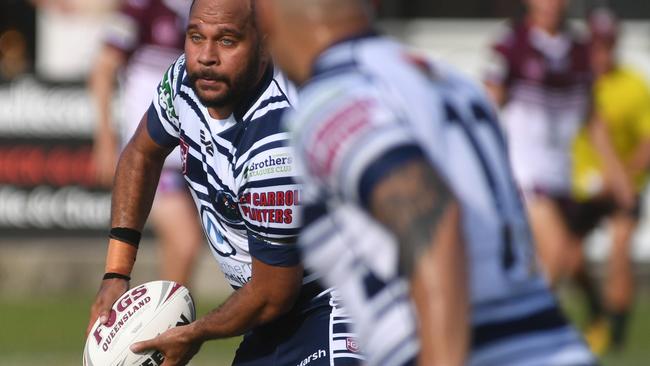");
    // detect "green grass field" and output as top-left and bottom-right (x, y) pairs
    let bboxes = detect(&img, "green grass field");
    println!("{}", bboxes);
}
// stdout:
(0, 294), (240, 366)
(0, 291), (648, 366)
